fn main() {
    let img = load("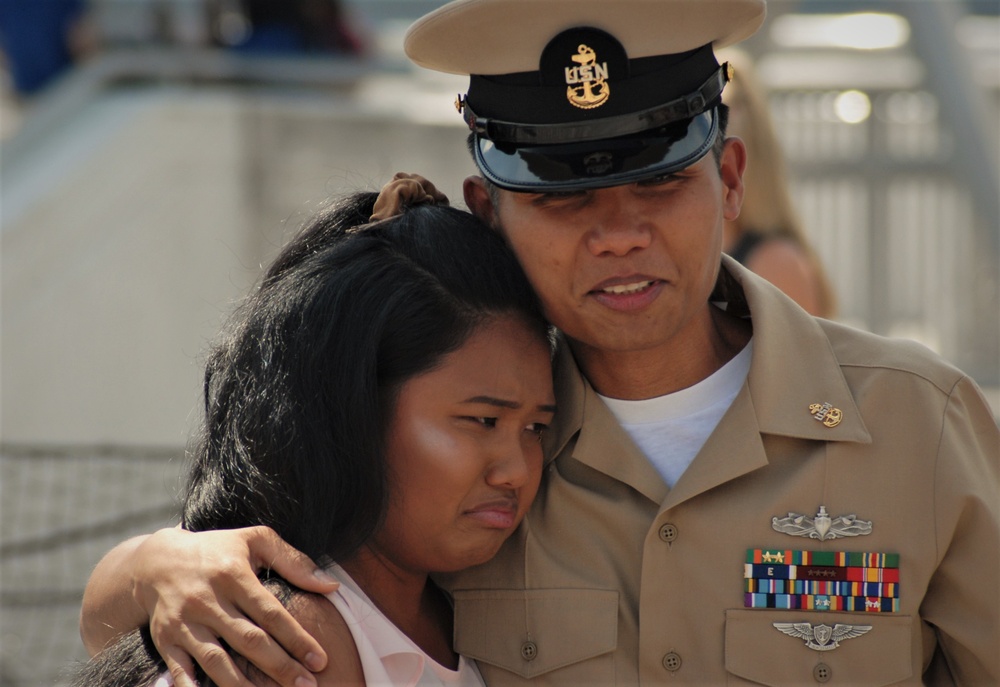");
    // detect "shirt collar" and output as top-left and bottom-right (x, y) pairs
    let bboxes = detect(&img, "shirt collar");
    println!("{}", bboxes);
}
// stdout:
(722, 255), (871, 443)
(544, 257), (871, 463)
